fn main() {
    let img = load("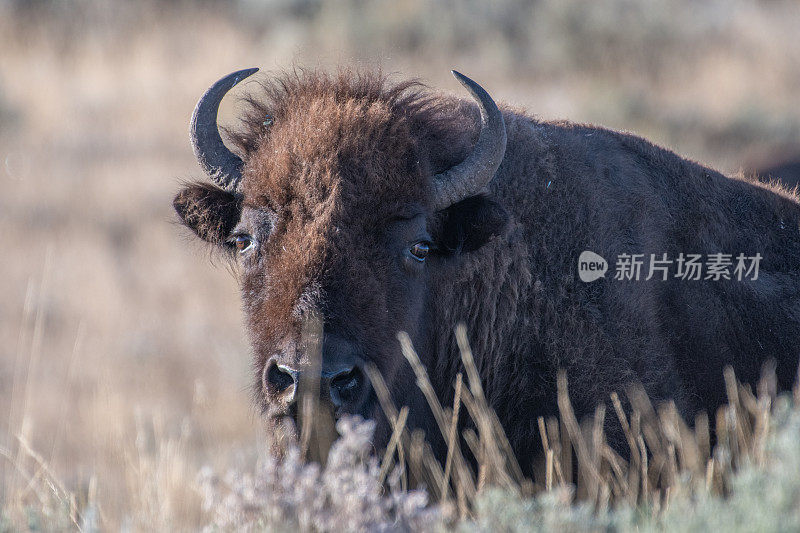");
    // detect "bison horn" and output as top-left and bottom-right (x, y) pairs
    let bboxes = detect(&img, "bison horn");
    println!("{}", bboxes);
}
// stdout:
(431, 71), (507, 211)
(190, 68), (259, 191)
